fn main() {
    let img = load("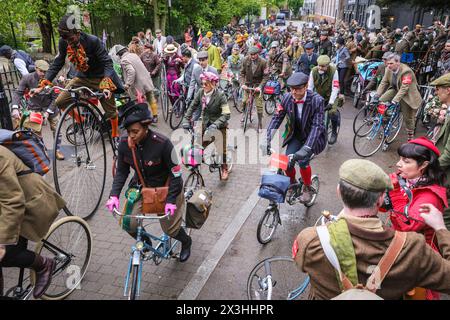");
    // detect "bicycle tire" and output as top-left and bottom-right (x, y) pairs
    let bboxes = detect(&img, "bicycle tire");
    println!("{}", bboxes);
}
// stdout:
(256, 206), (280, 244)
(169, 97), (185, 130)
(32, 216), (92, 300)
(128, 265), (140, 300)
(247, 256), (310, 300)
(353, 120), (385, 157)
(183, 171), (205, 198)
(353, 103), (377, 134)
(53, 102), (106, 220)
(385, 112), (403, 144)
(265, 97), (276, 115)
(304, 175), (320, 208)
